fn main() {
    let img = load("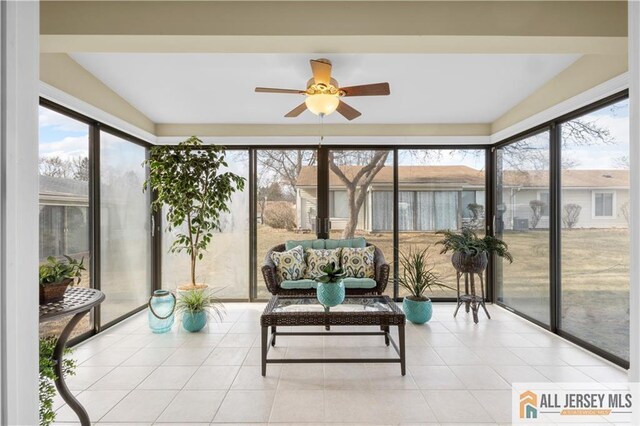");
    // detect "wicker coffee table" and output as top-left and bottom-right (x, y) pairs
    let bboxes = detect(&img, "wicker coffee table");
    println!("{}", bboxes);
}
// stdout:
(260, 295), (406, 376)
